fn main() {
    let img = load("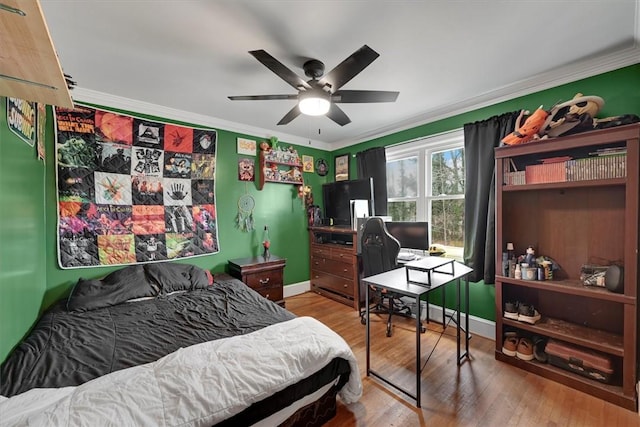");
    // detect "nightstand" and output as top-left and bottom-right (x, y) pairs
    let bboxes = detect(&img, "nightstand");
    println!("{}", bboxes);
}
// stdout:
(228, 255), (286, 307)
